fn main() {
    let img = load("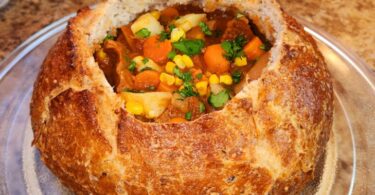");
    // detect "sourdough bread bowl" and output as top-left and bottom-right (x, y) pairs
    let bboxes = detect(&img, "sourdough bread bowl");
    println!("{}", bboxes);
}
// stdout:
(30, 0), (333, 194)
